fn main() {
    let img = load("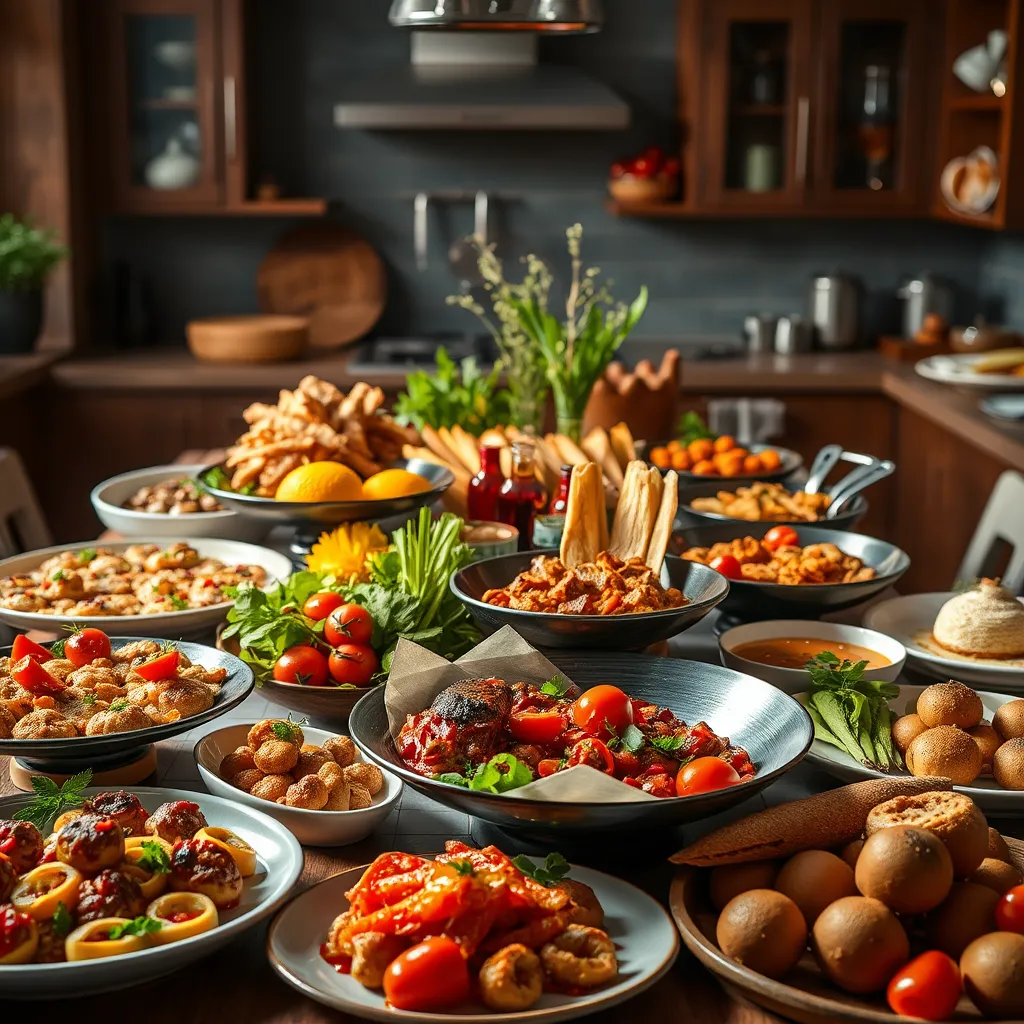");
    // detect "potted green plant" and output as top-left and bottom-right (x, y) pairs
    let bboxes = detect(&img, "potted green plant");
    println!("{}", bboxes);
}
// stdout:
(0, 214), (67, 353)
